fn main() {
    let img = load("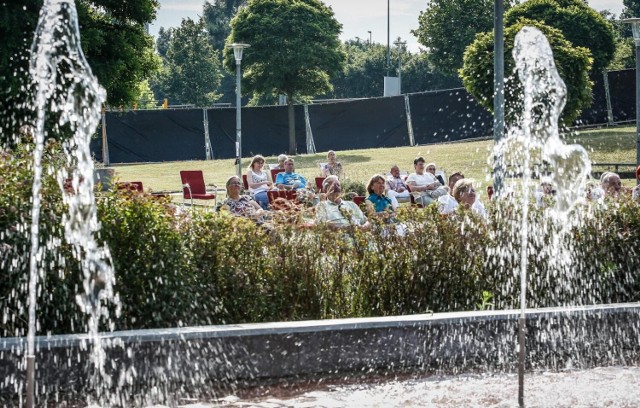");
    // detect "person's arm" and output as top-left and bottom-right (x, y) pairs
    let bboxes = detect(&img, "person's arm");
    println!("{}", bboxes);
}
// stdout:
(275, 173), (286, 189)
